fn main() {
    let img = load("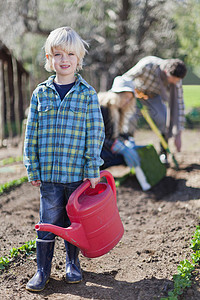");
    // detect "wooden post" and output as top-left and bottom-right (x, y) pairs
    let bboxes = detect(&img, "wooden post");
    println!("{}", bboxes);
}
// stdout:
(12, 56), (21, 136)
(21, 73), (31, 154)
(22, 73), (30, 115)
(4, 61), (13, 138)
(0, 60), (4, 146)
